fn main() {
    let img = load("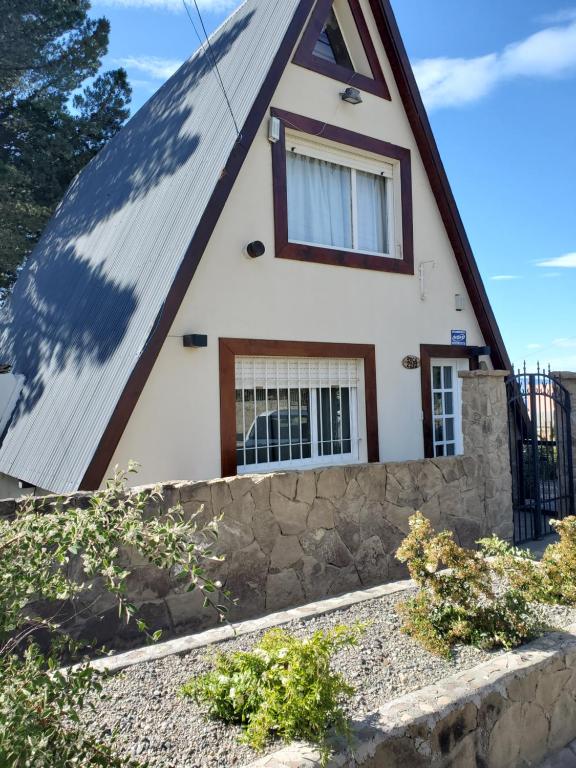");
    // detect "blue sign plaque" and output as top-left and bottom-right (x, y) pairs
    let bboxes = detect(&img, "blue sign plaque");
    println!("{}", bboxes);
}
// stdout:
(451, 330), (467, 346)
